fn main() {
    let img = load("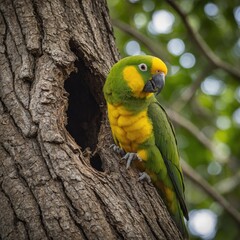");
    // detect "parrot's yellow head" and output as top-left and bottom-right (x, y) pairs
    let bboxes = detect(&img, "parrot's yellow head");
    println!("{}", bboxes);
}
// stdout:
(103, 55), (167, 106)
